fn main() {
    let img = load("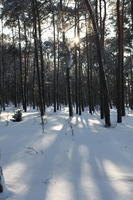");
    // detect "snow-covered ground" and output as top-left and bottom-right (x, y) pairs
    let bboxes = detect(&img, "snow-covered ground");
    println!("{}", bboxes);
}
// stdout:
(0, 107), (133, 200)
